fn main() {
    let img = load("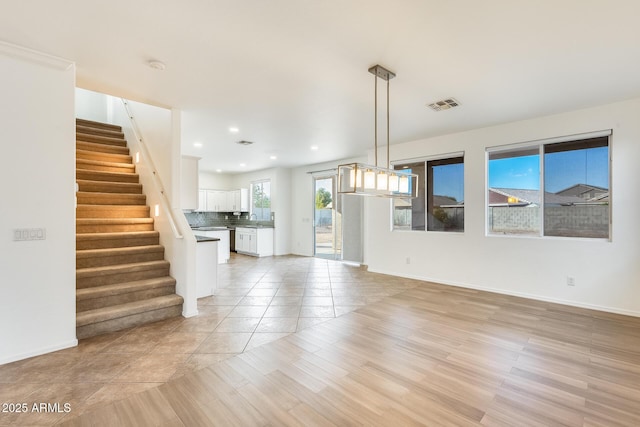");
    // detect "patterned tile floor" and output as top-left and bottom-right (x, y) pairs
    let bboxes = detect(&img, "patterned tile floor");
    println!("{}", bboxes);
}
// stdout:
(0, 253), (420, 425)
